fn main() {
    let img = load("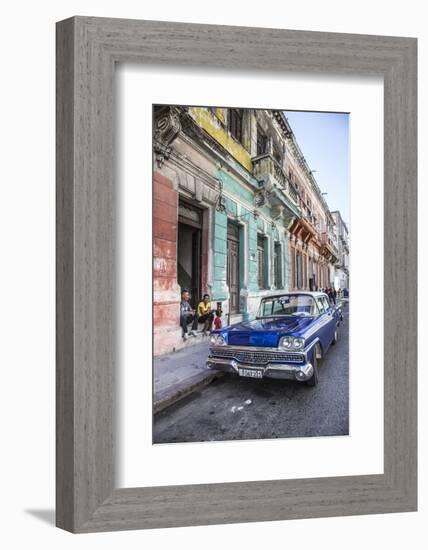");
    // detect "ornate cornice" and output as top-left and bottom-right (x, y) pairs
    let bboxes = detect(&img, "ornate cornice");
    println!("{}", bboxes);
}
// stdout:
(153, 107), (181, 168)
